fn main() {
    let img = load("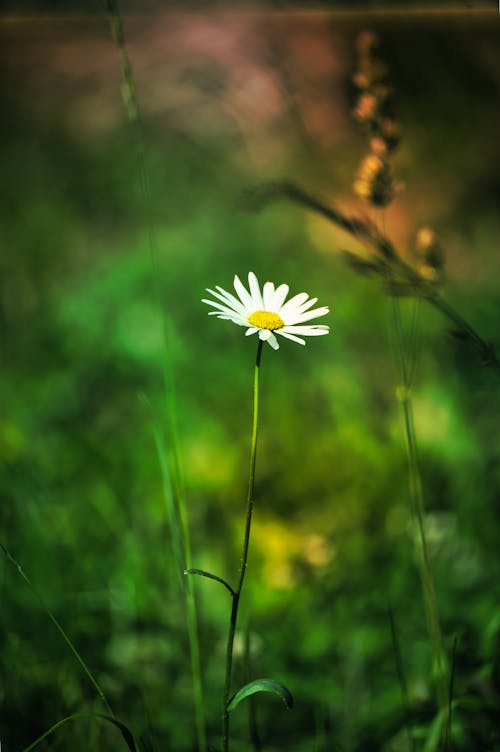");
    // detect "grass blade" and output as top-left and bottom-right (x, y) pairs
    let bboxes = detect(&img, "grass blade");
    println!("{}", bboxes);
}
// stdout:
(21, 712), (137, 752)
(185, 569), (235, 597)
(228, 678), (294, 714)
(444, 636), (458, 751)
(1, 542), (114, 717)
(102, 3), (208, 747)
